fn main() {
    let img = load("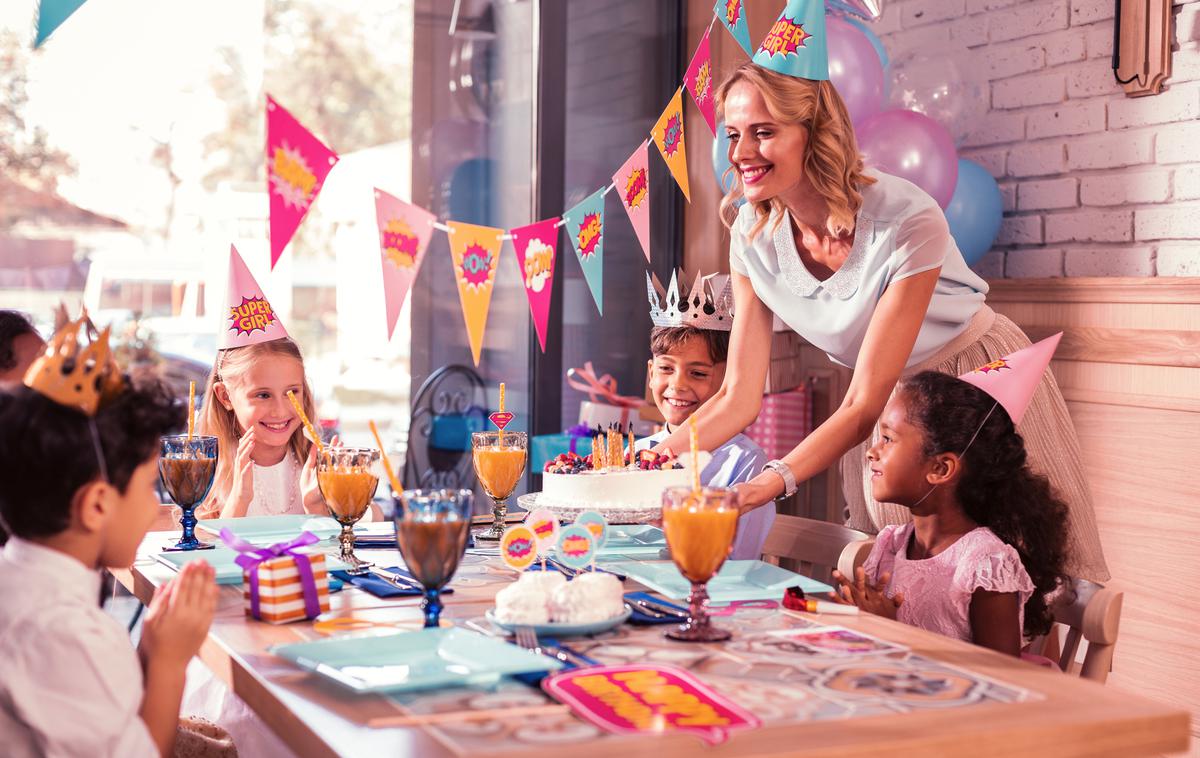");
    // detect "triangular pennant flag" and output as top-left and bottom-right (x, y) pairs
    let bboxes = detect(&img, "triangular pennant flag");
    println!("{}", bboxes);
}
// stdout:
(684, 25), (717, 136)
(220, 245), (290, 350)
(752, 0), (830, 81)
(35, 0), (87, 47)
(612, 142), (651, 264)
(714, 0), (754, 57)
(509, 217), (560, 353)
(266, 95), (339, 270)
(447, 221), (503, 366)
(957, 333), (1062, 426)
(374, 189), (436, 341)
(652, 89), (691, 203)
(562, 188), (606, 316)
